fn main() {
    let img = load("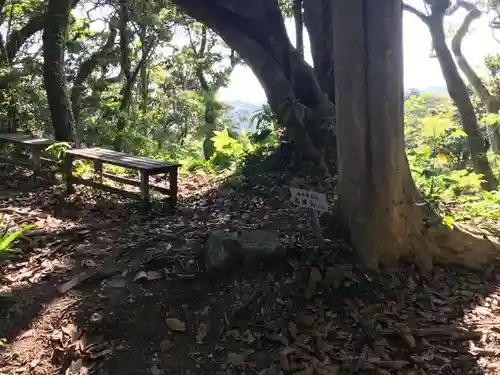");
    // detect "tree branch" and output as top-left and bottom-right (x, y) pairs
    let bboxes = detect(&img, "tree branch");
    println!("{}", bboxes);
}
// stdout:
(184, 20), (210, 91)
(71, 23), (118, 126)
(451, 1), (500, 110)
(3, 0), (80, 66)
(402, 3), (429, 24)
